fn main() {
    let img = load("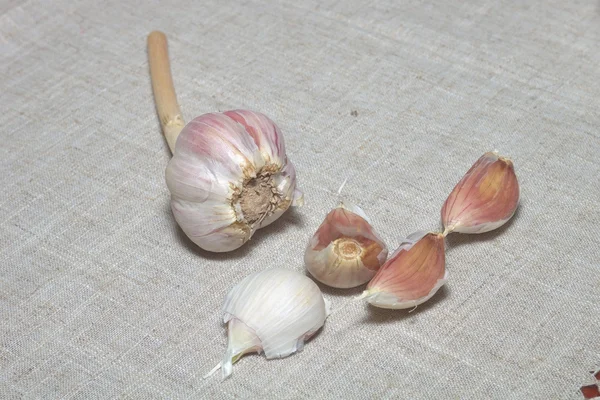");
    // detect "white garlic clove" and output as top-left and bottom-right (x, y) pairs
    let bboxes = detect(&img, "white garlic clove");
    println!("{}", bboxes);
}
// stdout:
(166, 111), (302, 252)
(305, 203), (388, 289)
(207, 268), (330, 379)
(360, 231), (447, 309)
